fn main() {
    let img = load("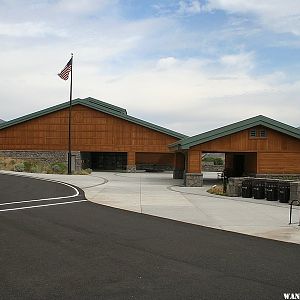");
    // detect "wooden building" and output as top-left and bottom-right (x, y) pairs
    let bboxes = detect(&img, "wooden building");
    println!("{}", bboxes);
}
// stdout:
(0, 97), (186, 171)
(1, 98), (300, 185)
(170, 115), (300, 186)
